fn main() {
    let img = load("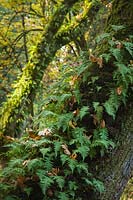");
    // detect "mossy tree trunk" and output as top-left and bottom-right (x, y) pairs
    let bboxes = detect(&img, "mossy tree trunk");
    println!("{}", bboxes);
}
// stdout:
(91, 104), (133, 200)
(0, 0), (100, 135)
(88, 0), (133, 199)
